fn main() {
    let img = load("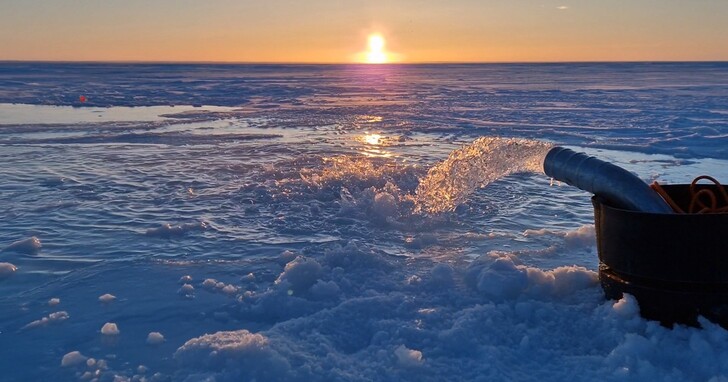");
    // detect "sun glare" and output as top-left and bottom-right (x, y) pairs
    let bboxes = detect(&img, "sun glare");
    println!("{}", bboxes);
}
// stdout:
(365, 34), (388, 64)
(363, 133), (383, 145)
